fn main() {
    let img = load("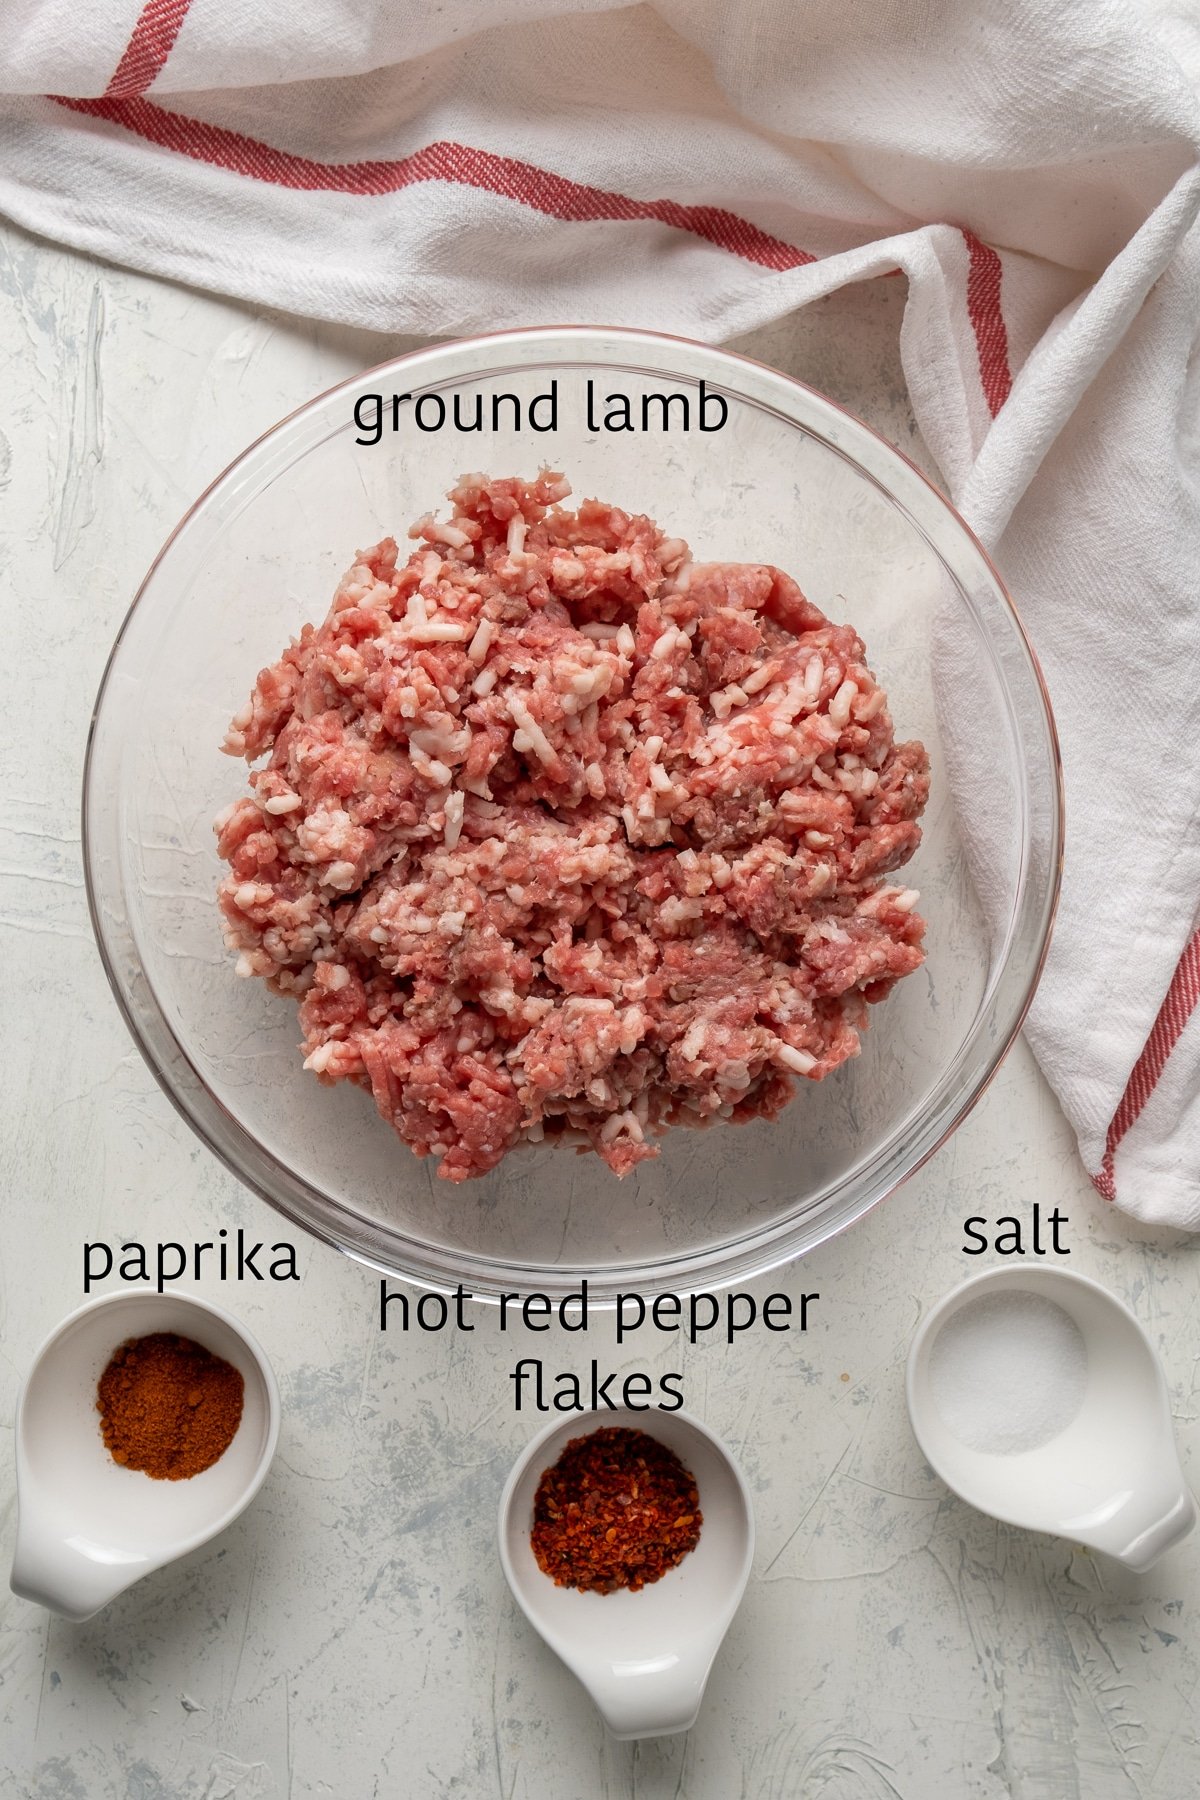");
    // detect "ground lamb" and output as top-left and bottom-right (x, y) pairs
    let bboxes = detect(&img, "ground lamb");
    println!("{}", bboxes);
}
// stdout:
(216, 472), (928, 1182)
